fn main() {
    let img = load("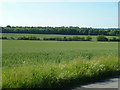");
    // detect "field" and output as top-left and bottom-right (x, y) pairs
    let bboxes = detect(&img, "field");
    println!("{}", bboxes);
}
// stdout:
(2, 36), (119, 88)
(2, 1), (119, 88)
